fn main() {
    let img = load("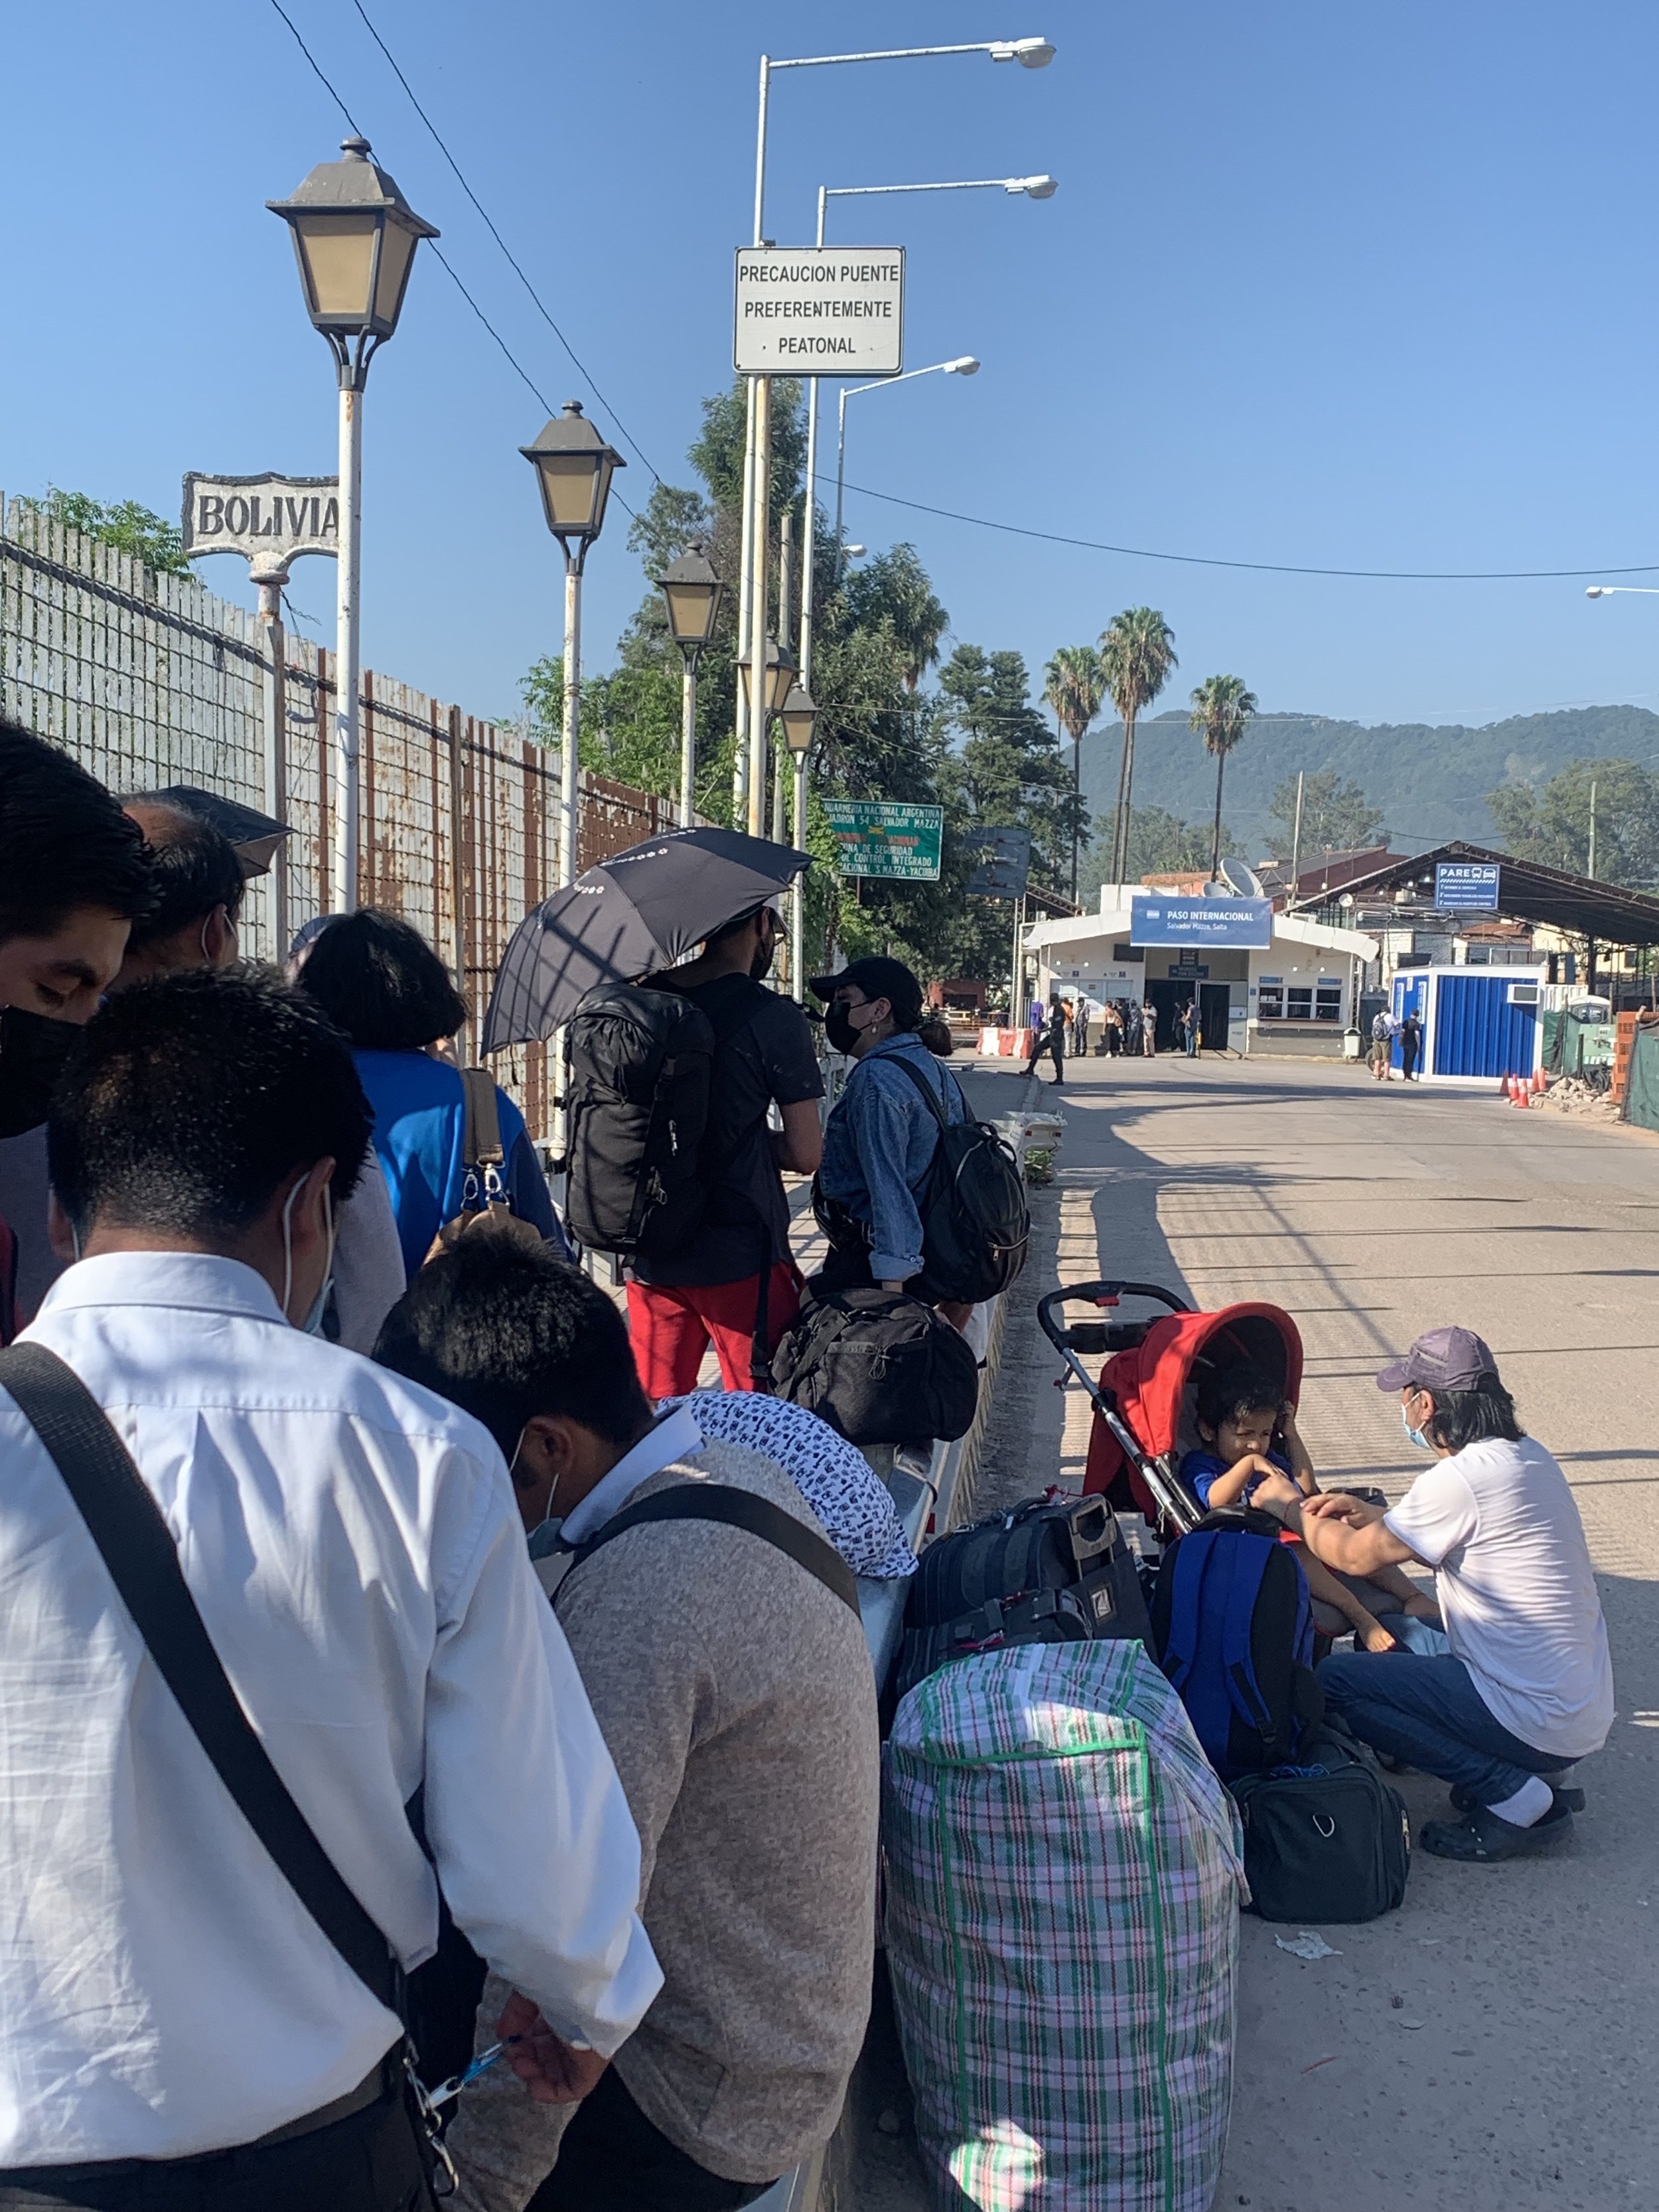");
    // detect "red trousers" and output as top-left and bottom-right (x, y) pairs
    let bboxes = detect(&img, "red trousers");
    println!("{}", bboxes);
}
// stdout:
(626, 1262), (804, 1397)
